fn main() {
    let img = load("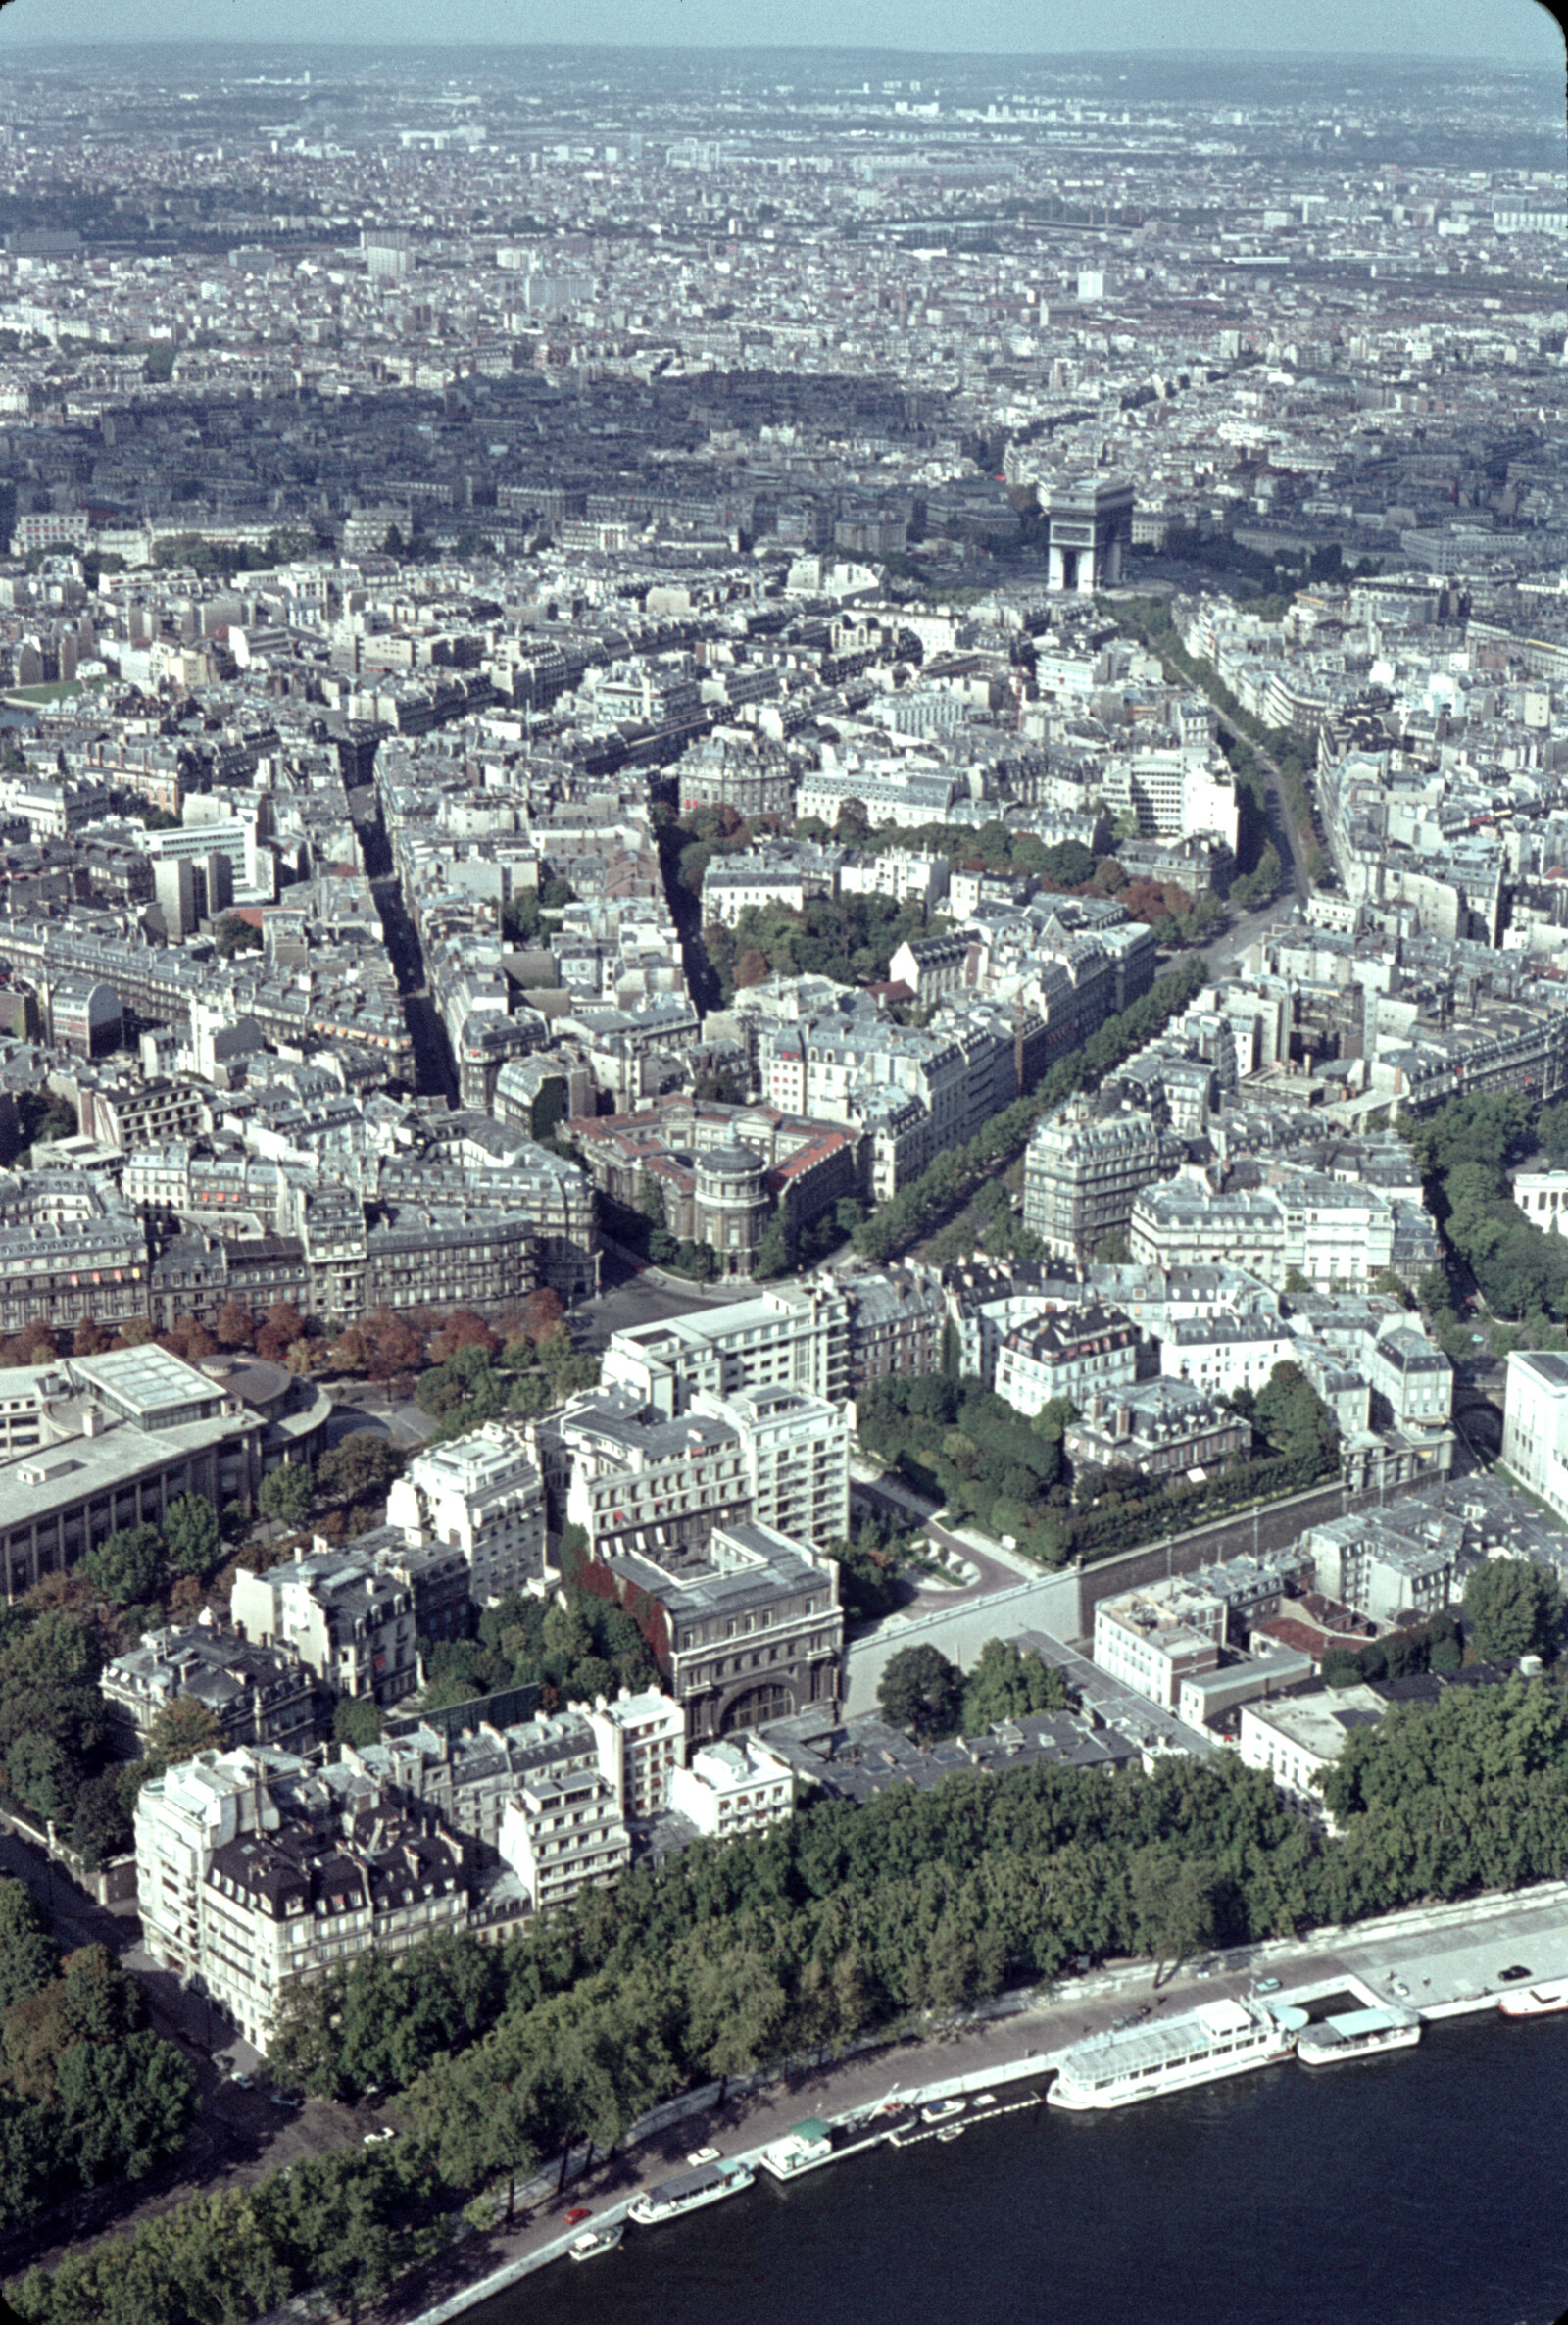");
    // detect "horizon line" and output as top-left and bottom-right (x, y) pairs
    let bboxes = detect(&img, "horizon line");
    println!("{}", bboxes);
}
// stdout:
(0, 34), (1560, 64)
